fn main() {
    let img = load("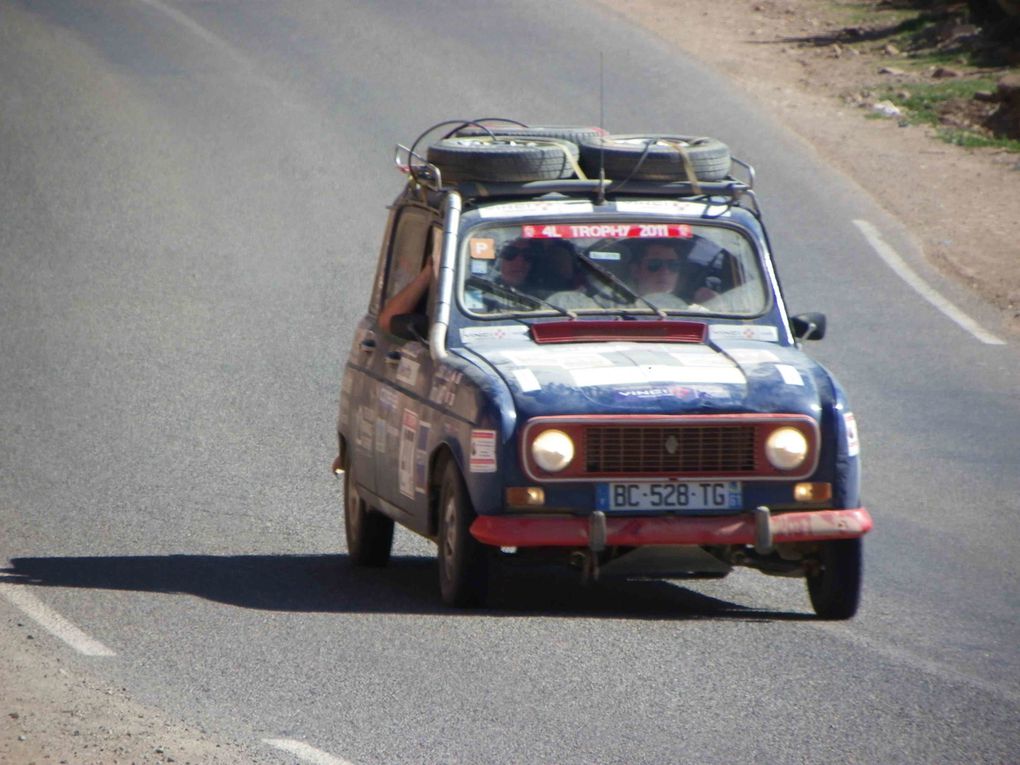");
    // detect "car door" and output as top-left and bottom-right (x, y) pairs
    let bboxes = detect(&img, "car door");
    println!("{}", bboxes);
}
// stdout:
(371, 204), (440, 526)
